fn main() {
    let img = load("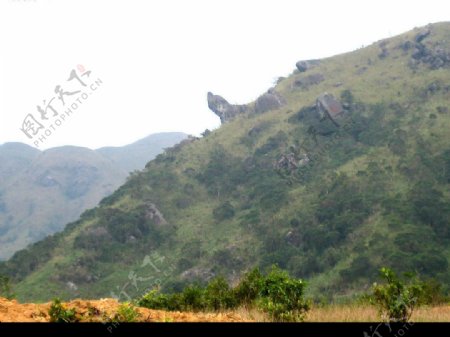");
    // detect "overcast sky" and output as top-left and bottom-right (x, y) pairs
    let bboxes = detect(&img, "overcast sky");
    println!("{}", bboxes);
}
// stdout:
(0, 0), (449, 150)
